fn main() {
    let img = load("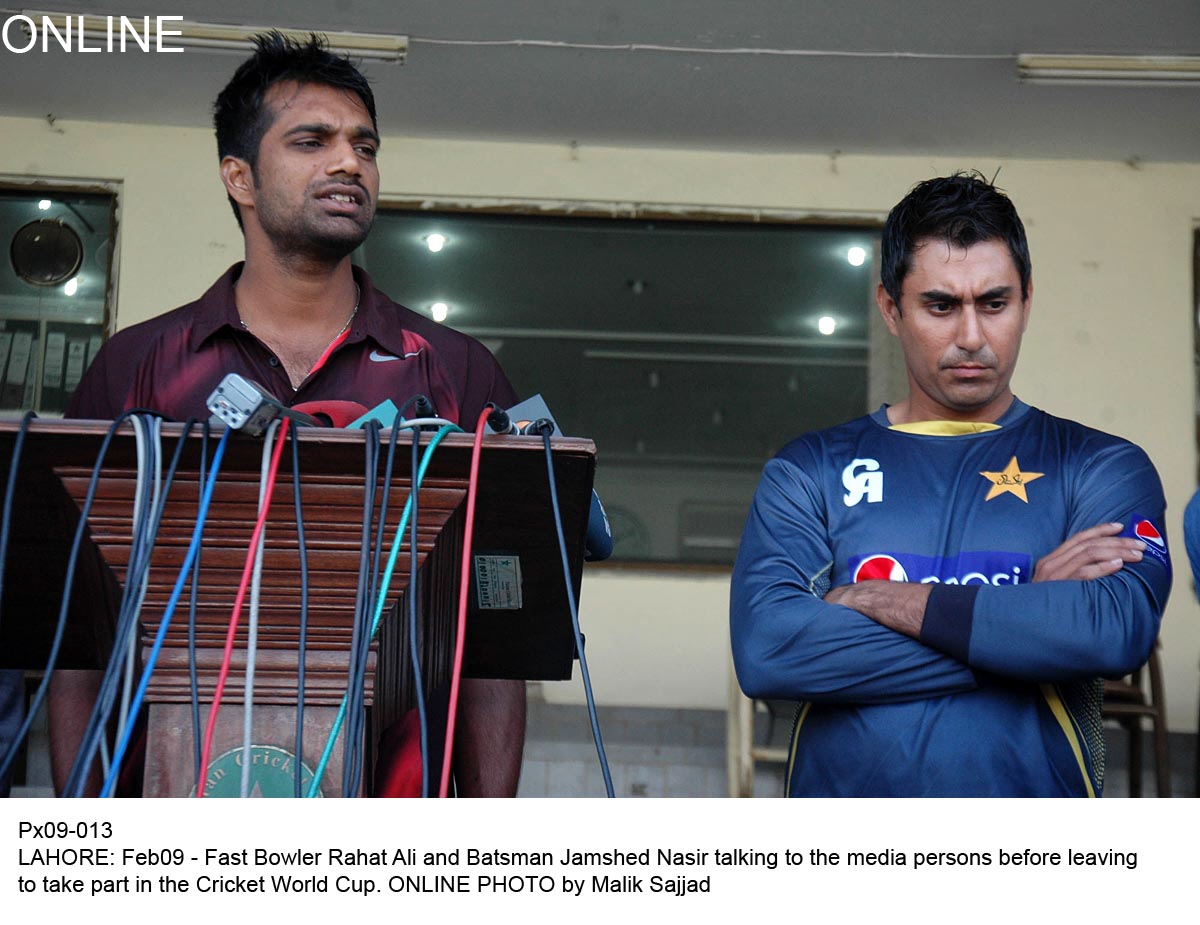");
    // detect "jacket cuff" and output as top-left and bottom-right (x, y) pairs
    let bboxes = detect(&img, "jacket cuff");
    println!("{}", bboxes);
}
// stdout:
(920, 584), (979, 662)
